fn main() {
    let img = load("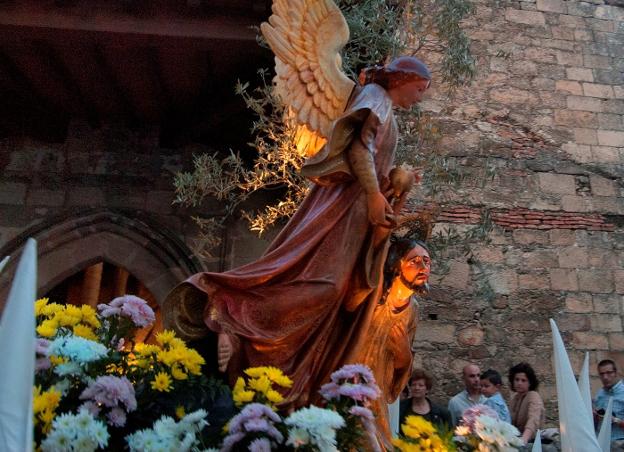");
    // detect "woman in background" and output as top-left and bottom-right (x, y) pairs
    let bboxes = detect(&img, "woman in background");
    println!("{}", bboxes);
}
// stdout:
(508, 362), (545, 444)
